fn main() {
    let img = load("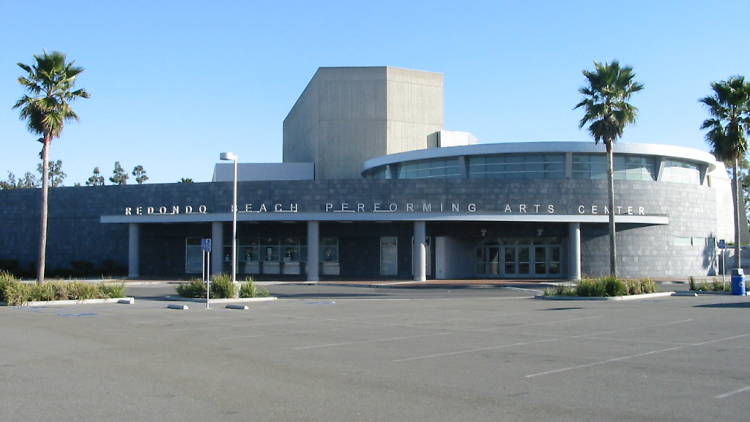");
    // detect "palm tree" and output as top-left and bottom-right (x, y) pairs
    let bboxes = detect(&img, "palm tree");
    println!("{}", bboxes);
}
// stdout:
(700, 76), (750, 270)
(13, 51), (90, 283)
(575, 61), (644, 277)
